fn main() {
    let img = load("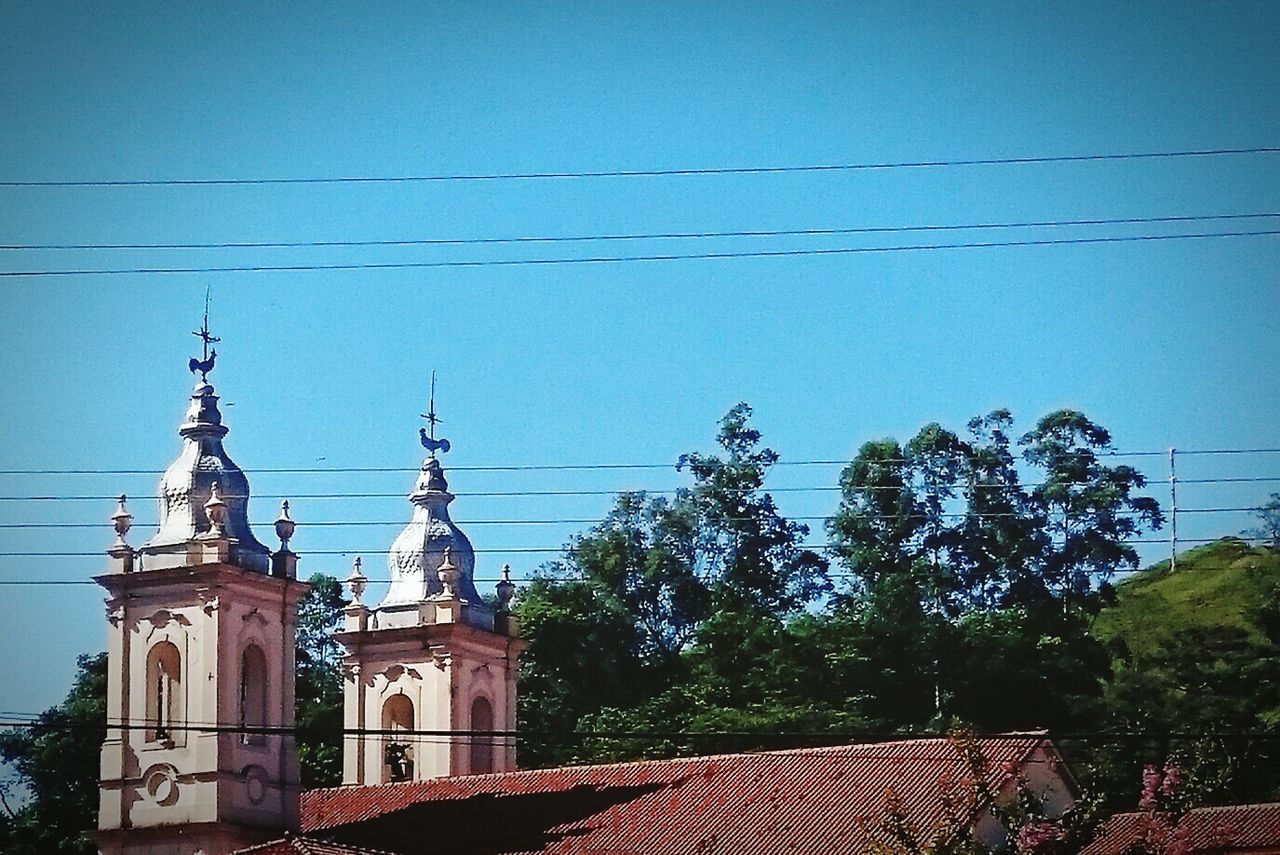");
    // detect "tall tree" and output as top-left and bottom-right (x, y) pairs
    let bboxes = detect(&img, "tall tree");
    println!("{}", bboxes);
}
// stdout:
(516, 495), (700, 767)
(954, 409), (1044, 612)
(1019, 410), (1163, 611)
(827, 409), (1163, 735)
(675, 403), (829, 702)
(827, 431), (956, 727)
(519, 403), (832, 763)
